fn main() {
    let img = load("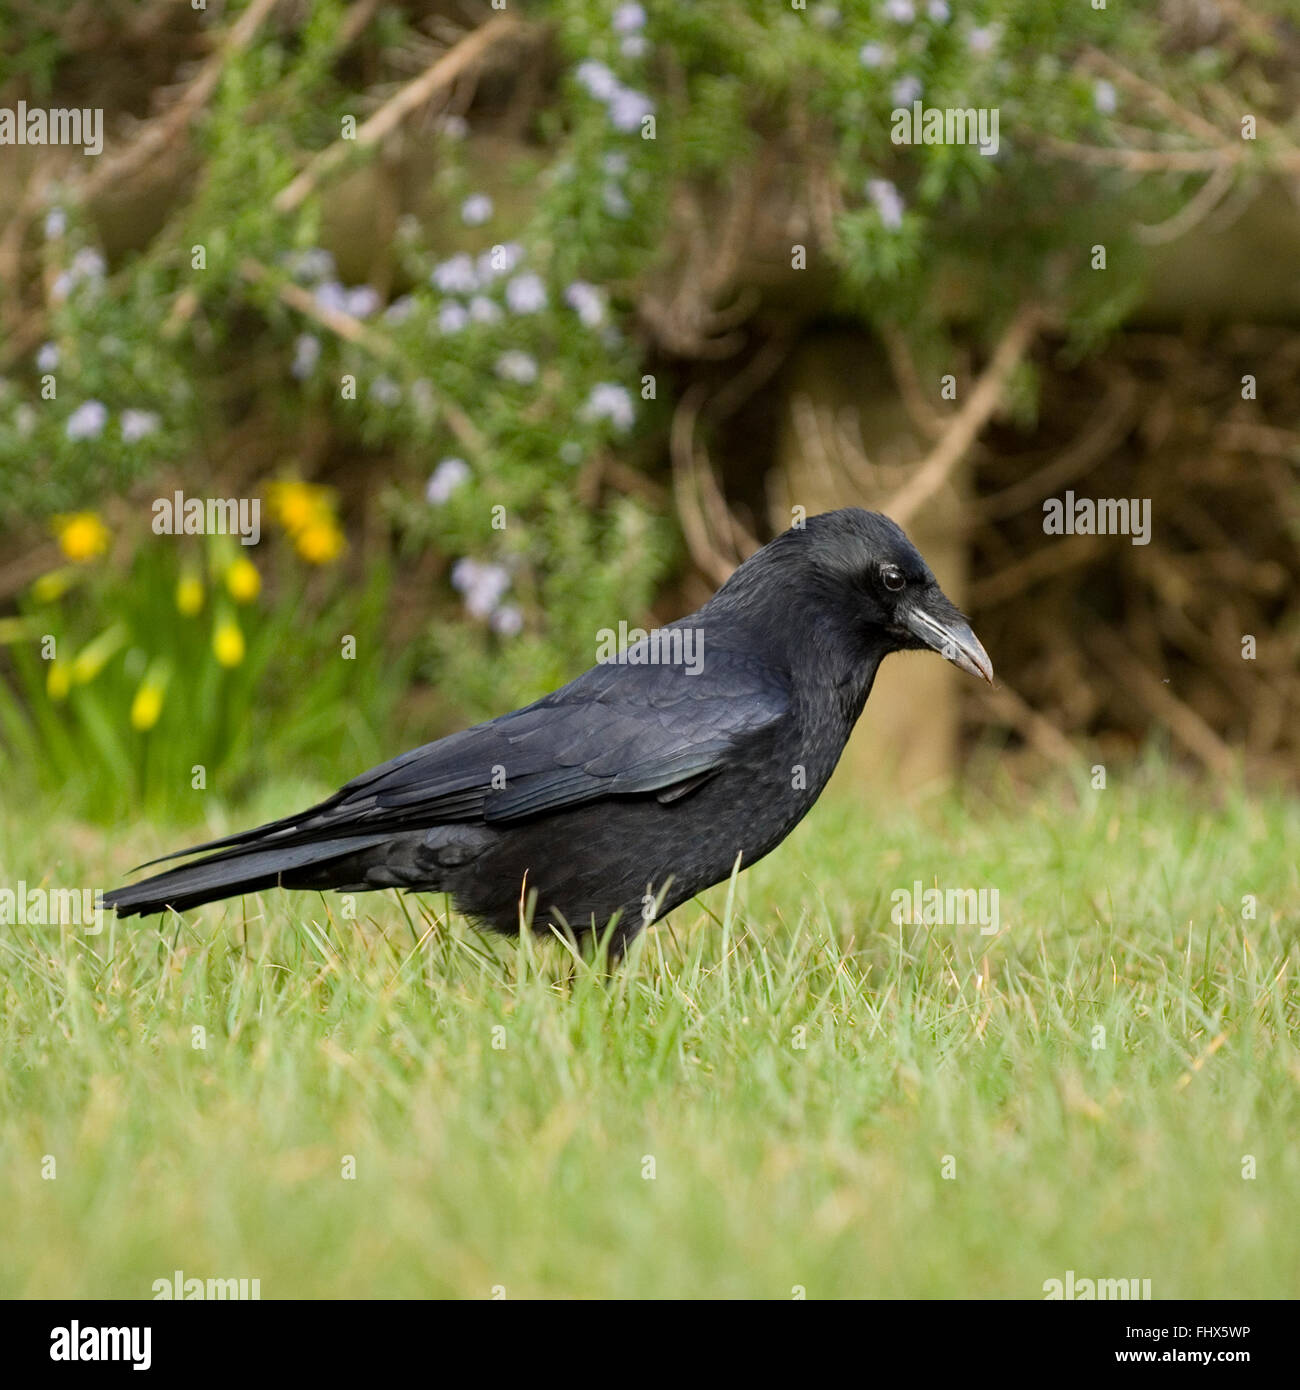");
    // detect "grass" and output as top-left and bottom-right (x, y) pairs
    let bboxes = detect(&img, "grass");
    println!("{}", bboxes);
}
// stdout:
(1, 762), (1297, 1299)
